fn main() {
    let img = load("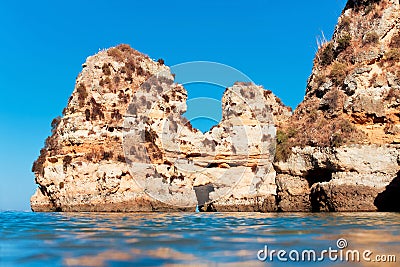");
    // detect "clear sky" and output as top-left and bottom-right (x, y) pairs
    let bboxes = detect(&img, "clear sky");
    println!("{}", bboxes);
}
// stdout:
(0, 0), (347, 211)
